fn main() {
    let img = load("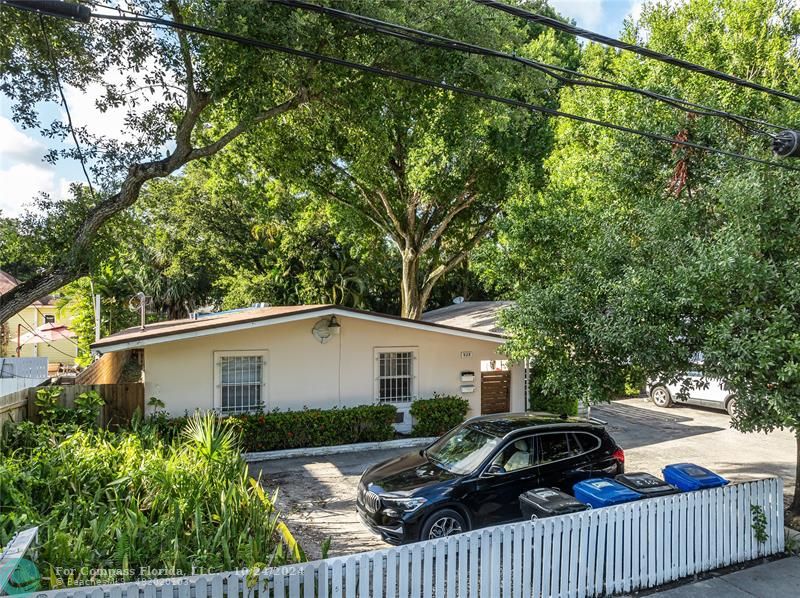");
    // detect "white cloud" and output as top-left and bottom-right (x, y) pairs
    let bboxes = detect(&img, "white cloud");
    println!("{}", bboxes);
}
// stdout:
(0, 163), (73, 218)
(548, 0), (606, 30)
(0, 116), (45, 164)
(62, 55), (170, 143)
(629, 0), (645, 23)
(63, 82), (133, 143)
